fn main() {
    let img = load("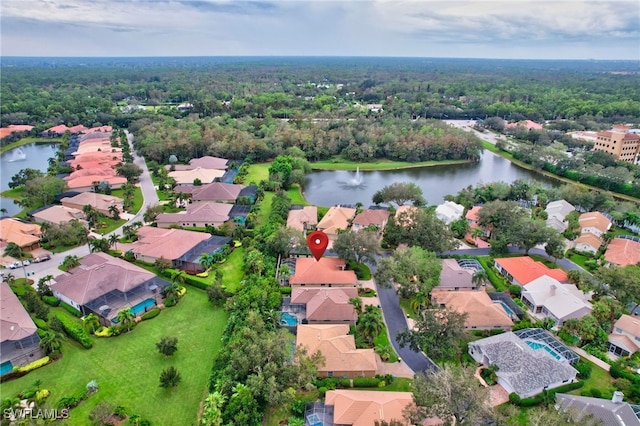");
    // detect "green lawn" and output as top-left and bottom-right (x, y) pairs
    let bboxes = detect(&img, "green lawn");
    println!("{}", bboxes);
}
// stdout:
(110, 187), (143, 214)
(398, 297), (417, 319)
(94, 217), (127, 235)
(568, 253), (589, 269)
(287, 185), (307, 205)
(373, 324), (400, 363)
(571, 359), (615, 398)
(257, 192), (274, 226)
(218, 247), (245, 293)
(1, 289), (228, 426)
(310, 157), (469, 171)
(0, 137), (62, 154)
(243, 163), (270, 185)
(0, 187), (25, 199)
